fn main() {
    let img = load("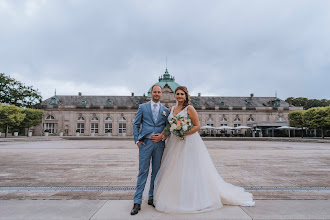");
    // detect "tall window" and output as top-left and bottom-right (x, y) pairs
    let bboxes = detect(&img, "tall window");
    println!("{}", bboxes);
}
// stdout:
(119, 123), (126, 134)
(77, 123), (85, 133)
(46, 115), (55, 120)
(105, 123), (112, 133)
(91, 123), (99, 133)
(44, 123), (56, 133)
